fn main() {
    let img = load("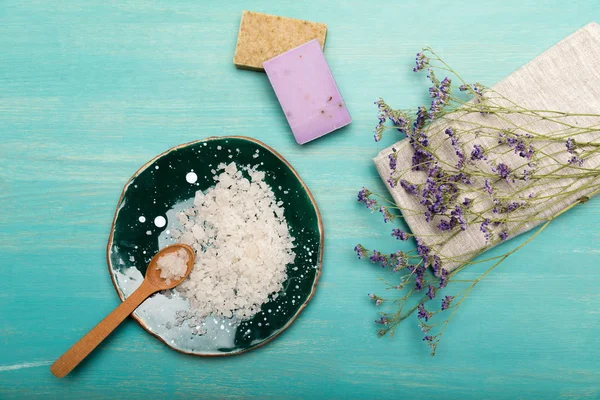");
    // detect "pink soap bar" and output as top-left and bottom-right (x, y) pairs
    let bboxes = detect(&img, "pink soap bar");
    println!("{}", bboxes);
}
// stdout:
(263, 39), (351, 144)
